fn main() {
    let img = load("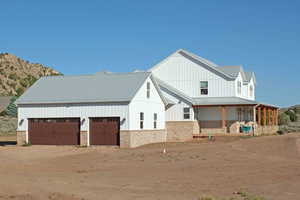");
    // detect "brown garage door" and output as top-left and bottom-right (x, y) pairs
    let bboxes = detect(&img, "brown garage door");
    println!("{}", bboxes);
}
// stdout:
(28, 118), (80, 145)
(89, 117), (120, 145)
